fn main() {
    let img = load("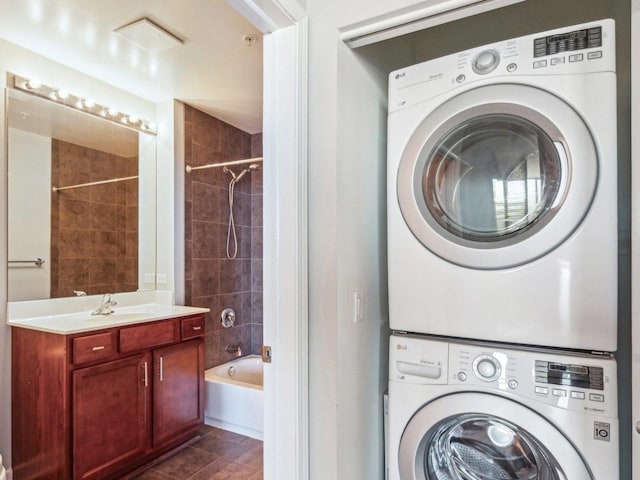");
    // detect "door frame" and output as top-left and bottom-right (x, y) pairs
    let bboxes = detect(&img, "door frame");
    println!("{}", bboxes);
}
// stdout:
(632, 0), (640, 475)
(225, 1), (309, 479)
